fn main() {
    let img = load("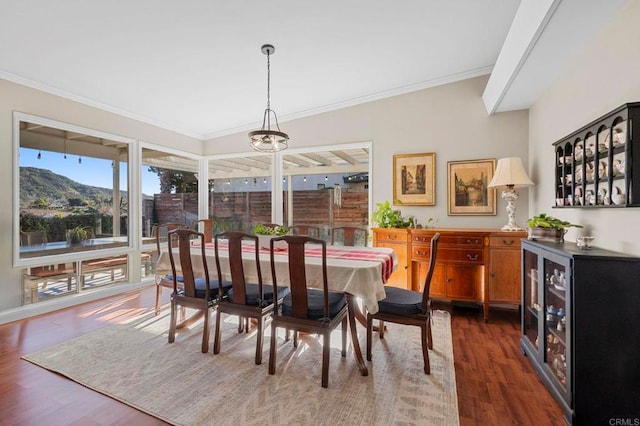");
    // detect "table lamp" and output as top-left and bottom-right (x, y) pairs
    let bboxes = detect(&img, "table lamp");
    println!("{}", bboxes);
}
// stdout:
(488, 157), (534, 231)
